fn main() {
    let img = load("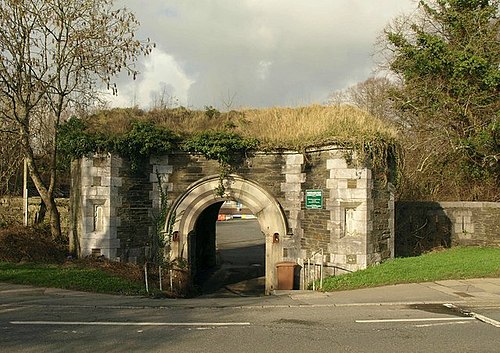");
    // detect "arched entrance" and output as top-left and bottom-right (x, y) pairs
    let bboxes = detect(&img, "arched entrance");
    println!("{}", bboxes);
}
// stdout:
(165, 175), (288, 294)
